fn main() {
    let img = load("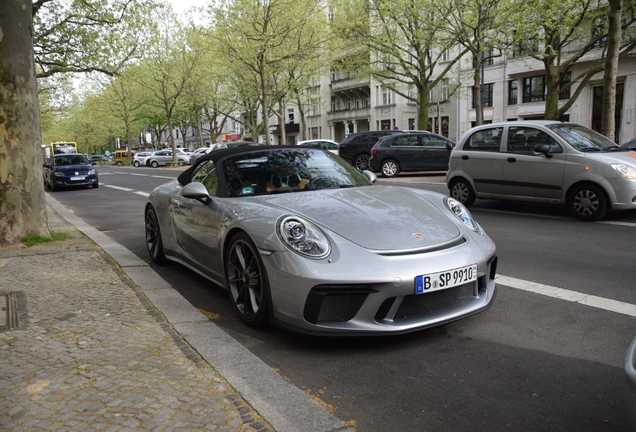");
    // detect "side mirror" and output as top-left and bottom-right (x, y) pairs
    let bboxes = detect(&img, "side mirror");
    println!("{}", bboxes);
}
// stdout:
(534, 144), (553, 159)
(182, 182), (211, 204)
(43, 164), (50, 168)
(362, 170), (377, 184)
